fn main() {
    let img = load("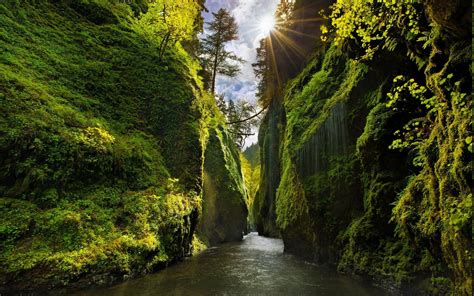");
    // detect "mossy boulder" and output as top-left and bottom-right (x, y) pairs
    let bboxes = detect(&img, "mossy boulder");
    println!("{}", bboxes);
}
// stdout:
(198, 127), (248, 245)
